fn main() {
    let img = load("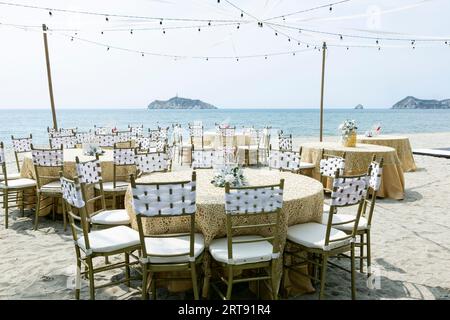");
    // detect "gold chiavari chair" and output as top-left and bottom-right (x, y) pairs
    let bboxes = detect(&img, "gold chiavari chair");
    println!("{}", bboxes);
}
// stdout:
(96, 144), (136, 209)
(208, 180), (285, 300)
(191, 145), (216, 169)
(322, 155), (383, 276)
(284, 170), (370, 299)
(1, 142), (36, 228)
(31, 144), (67, 230)
(320, 150), (347, 214)
(130, 172), (205, 300)
(61, 174), (140, 300)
